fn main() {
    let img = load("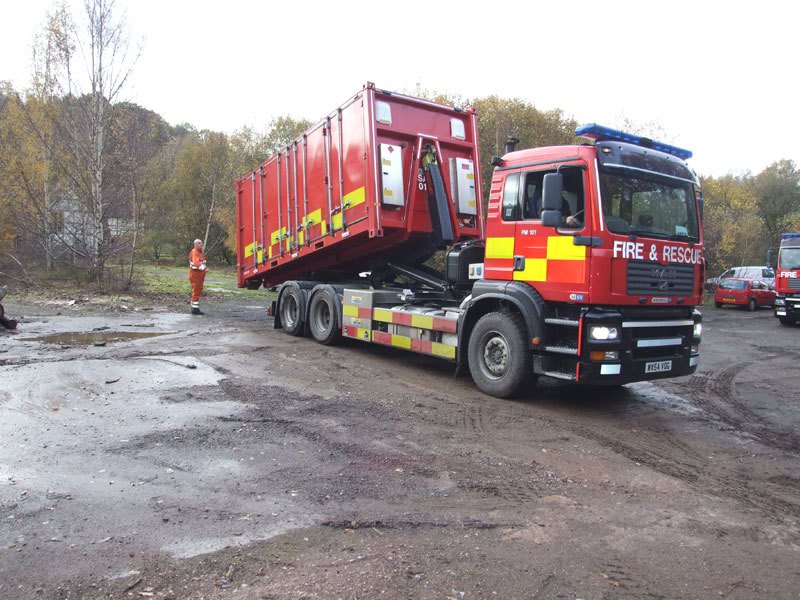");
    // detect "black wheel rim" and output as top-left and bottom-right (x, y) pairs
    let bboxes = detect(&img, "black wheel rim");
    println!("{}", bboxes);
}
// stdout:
(282, 294), (299, 329)
(478, 330), (510, 380)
